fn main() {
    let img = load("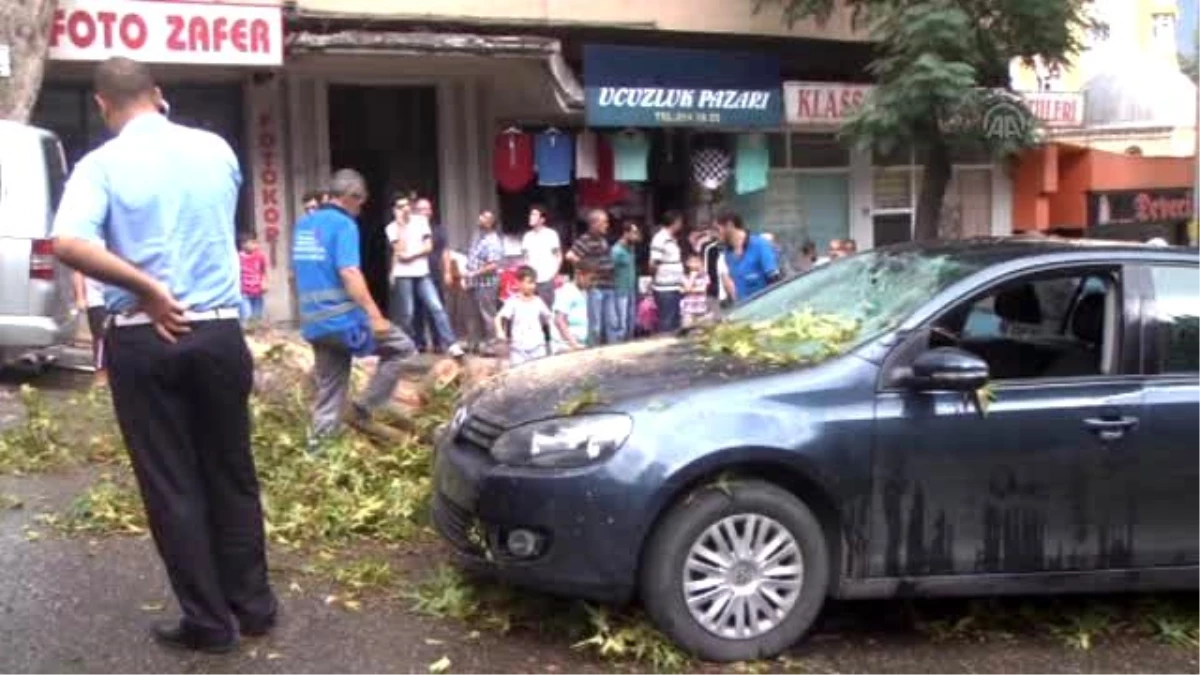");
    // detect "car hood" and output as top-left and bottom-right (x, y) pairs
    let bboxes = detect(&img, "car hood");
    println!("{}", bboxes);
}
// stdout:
(467, 337), (779, 427)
